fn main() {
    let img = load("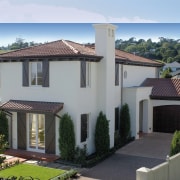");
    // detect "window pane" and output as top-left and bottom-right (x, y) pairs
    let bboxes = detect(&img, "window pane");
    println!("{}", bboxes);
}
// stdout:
(81, 114), (88, 142)
(31, 62), (36, 85)
(37, 62), (42, 85)
(38, 114), (45, 149)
